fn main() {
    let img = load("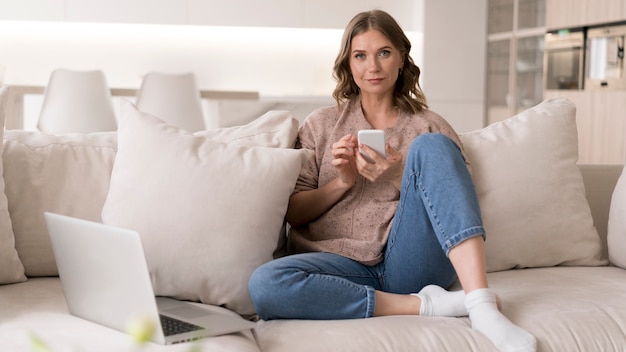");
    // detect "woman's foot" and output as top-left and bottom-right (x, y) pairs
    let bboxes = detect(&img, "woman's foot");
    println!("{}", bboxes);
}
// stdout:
(465, 288), (536, 352)
(414, 285), (468, 317)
